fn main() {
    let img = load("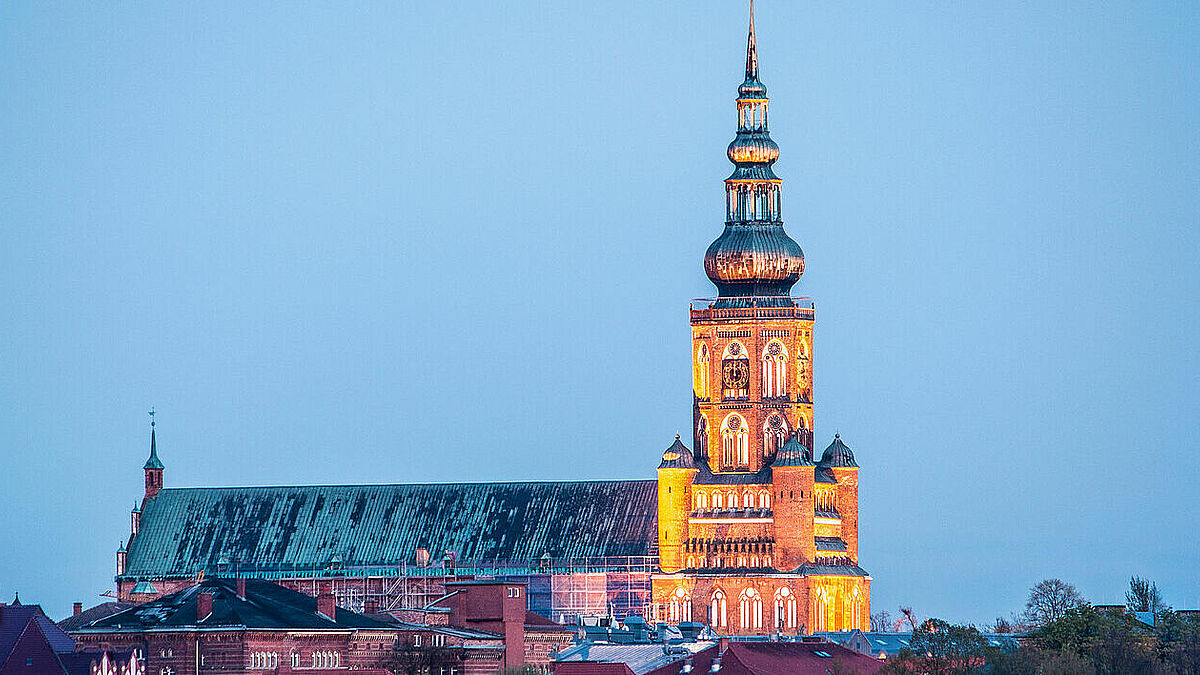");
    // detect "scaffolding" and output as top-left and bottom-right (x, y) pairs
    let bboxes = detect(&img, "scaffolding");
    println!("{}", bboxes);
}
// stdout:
(198, 556), (656, 623)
